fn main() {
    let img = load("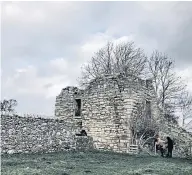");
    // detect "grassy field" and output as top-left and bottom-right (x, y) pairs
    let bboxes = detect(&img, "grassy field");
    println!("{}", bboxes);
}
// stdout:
(1, 151), (192, 175)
